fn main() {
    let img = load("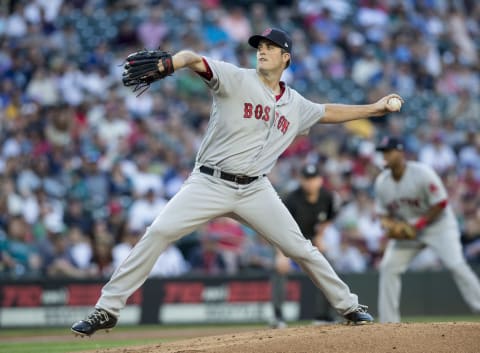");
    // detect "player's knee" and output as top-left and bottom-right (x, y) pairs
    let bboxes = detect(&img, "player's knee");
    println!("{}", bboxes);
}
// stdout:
(286, 250), (318, 267)
(144, 223), (180, 243)
(281, 248), (305, 262)
(284, 239), (317, 260)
